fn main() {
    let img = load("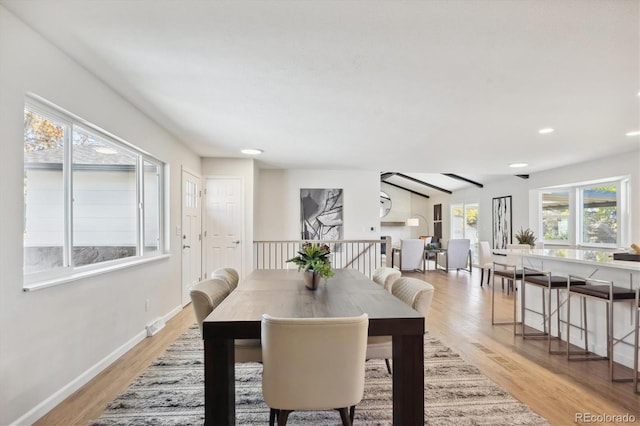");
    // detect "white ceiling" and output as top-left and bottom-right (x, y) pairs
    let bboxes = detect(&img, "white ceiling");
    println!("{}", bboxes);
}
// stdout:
(2, 0), (639, 189)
